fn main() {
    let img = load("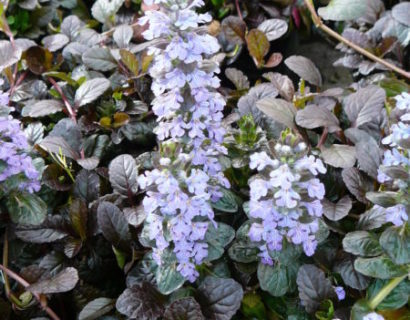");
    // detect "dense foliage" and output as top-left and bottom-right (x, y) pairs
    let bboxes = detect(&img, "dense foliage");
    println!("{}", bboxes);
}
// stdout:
(0, 0), (409, 319)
